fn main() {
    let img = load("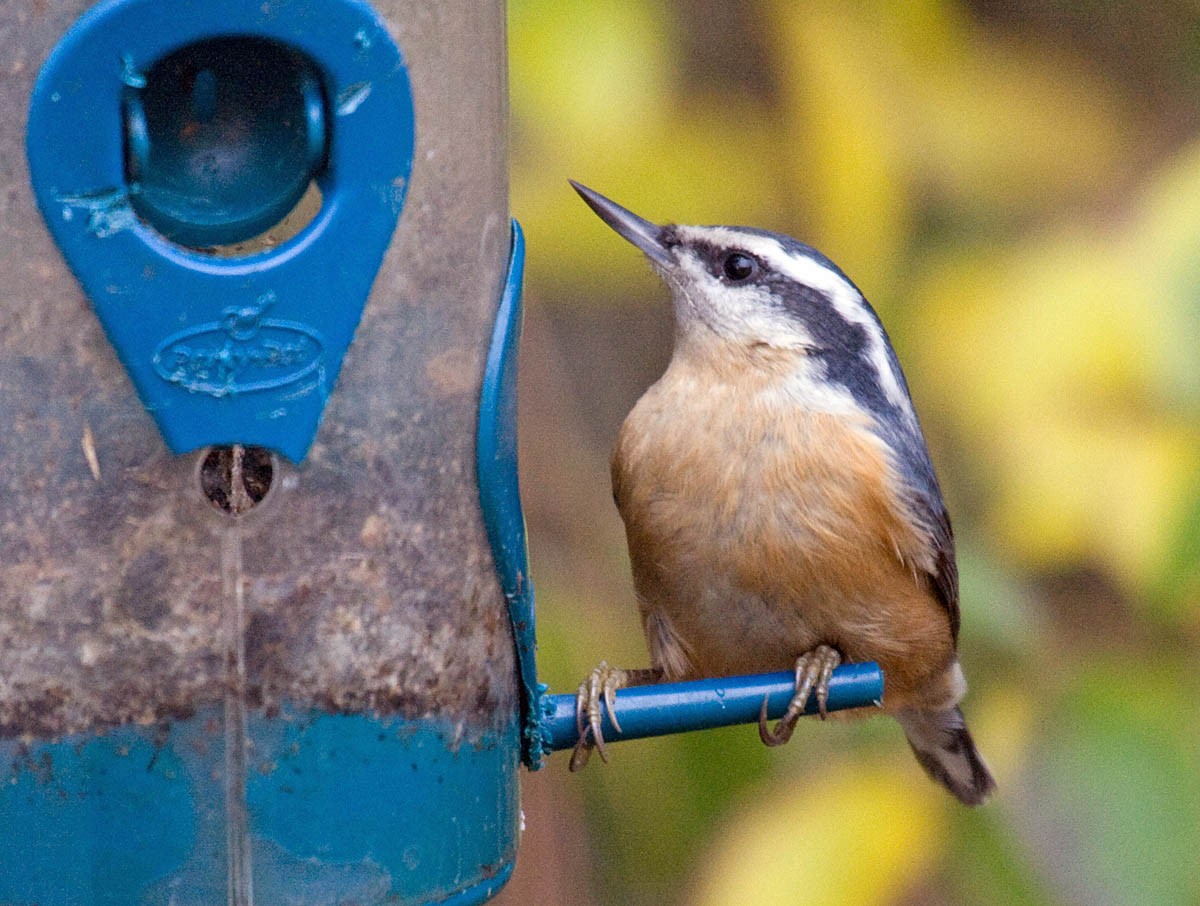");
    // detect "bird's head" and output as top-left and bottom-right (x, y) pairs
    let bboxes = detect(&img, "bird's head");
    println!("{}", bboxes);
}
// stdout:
(571, 180), (915, 422)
